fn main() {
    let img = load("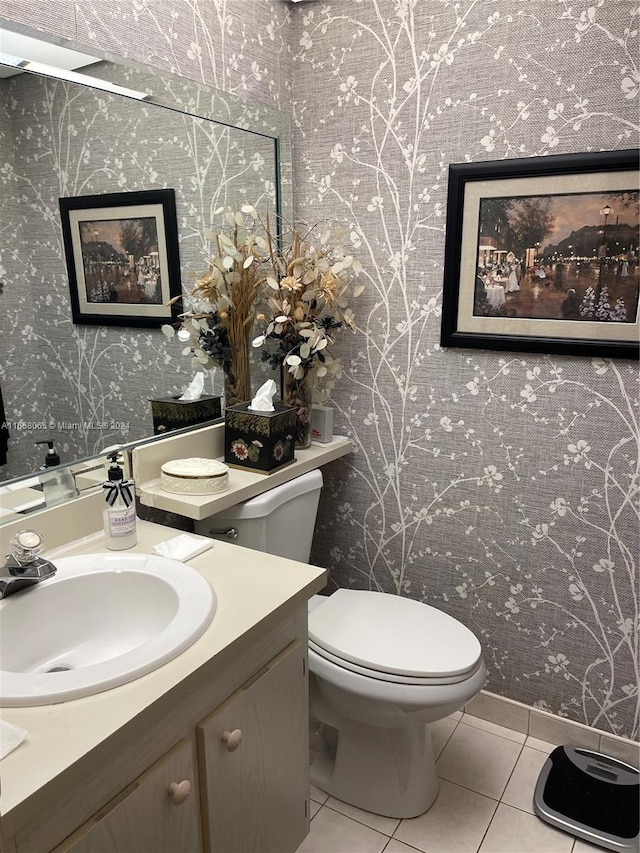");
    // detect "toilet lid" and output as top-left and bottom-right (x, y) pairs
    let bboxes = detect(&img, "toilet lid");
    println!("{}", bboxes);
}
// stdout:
(308, 589), (482, 679)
